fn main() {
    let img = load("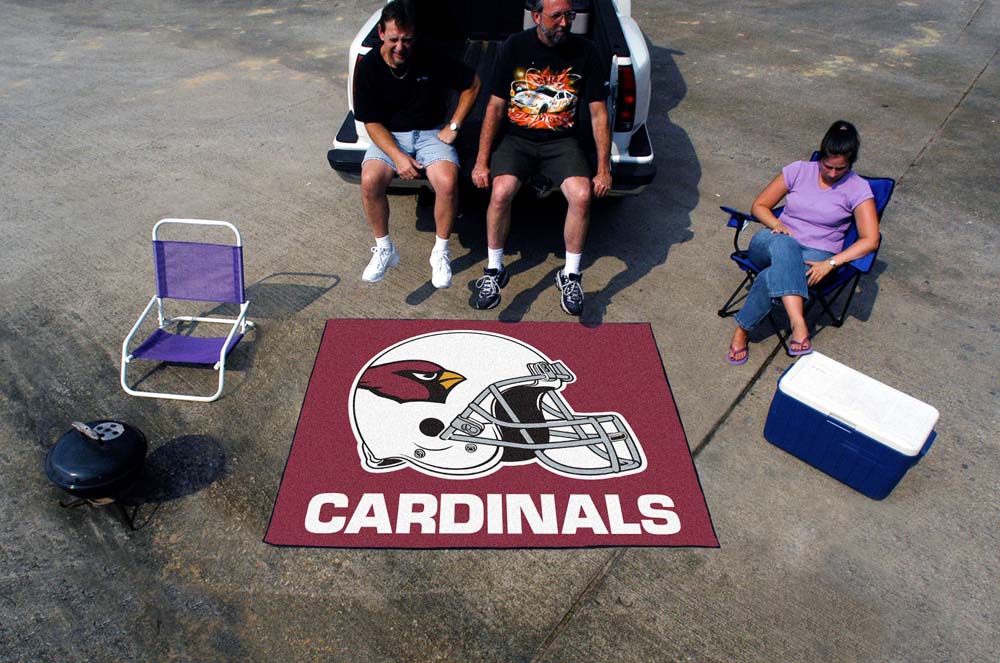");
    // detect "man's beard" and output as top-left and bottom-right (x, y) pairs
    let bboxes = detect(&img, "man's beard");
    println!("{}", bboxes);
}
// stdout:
(541, 25), (568, 44)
